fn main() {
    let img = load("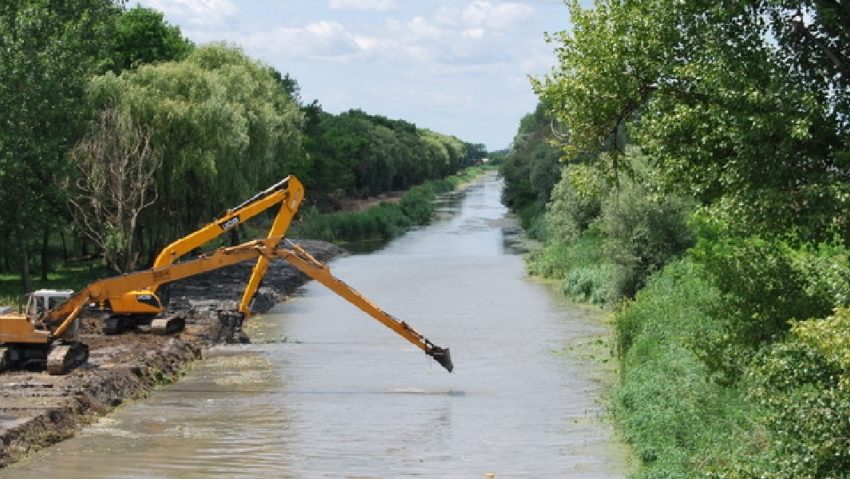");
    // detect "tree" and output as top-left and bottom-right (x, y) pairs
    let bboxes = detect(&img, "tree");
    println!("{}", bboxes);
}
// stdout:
(534, 0), (850, 243)
(109, 5), (193, 72)
(67, 108), (161, 273)
(87, 44), (306, 257)
(0, 0), (119, 292)
(302, 109), (478, 206)
(500, 102), (562, 228)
